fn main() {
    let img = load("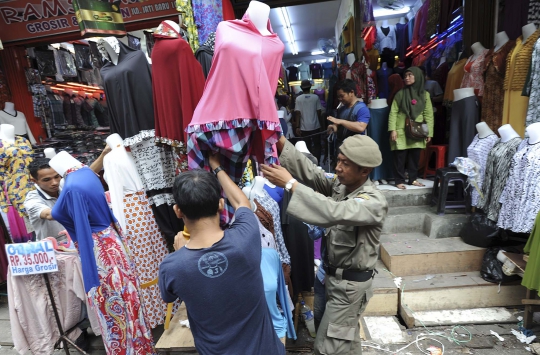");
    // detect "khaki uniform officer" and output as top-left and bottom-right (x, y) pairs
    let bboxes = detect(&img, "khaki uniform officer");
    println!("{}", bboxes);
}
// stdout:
(261, 134), (388, 355)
